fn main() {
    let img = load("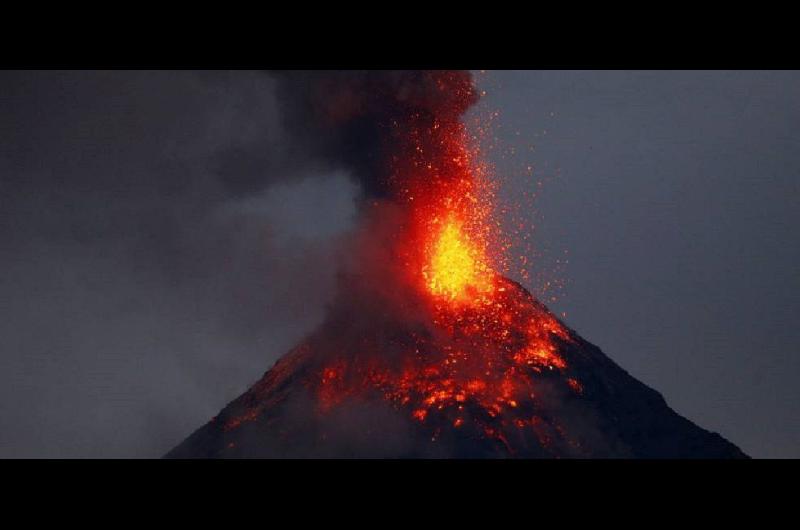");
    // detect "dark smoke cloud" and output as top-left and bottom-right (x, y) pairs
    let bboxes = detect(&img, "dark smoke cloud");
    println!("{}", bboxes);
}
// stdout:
(271, 70), (478, 199)
(0, 70), (362, 457)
